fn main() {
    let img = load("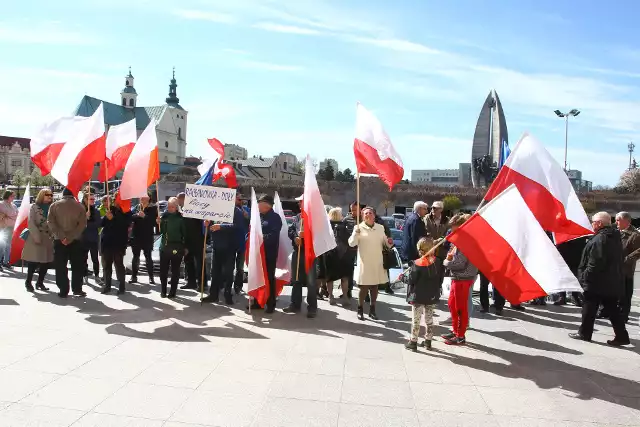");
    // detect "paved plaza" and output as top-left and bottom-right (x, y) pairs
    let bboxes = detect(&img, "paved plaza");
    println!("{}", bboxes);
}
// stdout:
(0, 268), (639, 427)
